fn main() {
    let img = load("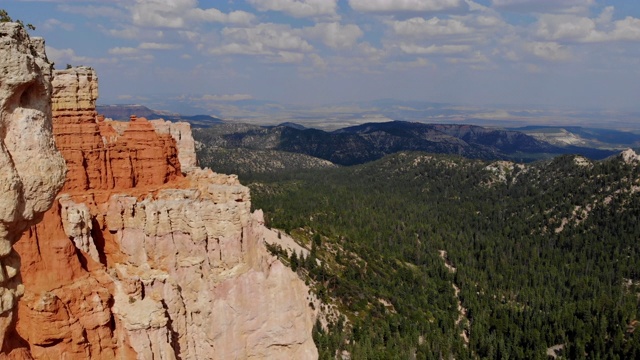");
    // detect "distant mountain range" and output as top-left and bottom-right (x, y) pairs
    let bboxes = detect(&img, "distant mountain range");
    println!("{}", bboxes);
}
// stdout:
(97, 104), (224, 127)
(513, 125), (640, 148)
(97, 104), (634, 169)
(194, 121), (619, 170)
